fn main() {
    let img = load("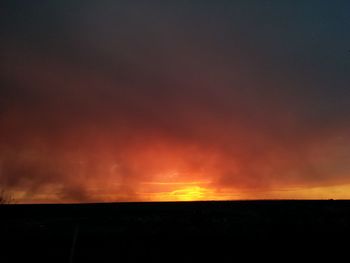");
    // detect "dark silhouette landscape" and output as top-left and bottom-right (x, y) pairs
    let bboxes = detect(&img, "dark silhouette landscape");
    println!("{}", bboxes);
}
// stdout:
(1, 200), (350, 262)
